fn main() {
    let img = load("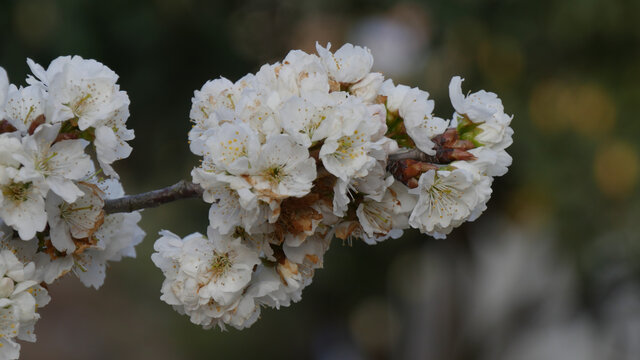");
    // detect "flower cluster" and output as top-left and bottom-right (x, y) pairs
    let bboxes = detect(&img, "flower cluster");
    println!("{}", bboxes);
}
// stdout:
(154, 43), (514, 330)
(0, 250), (50, 358)
(0, 58), (144, 359)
